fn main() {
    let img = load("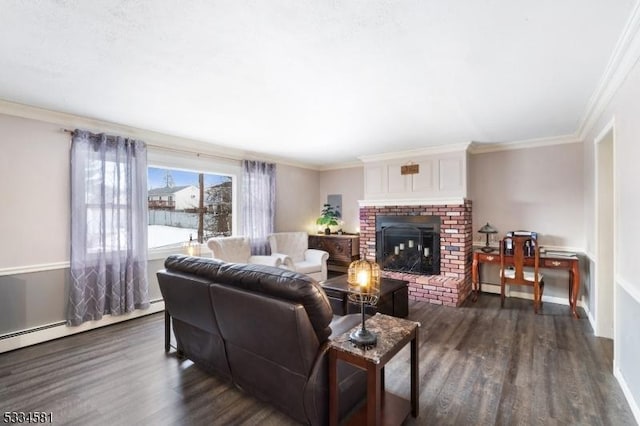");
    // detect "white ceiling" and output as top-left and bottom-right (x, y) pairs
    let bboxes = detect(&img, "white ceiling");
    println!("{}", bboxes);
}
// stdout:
(0, 1), (636, 167)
